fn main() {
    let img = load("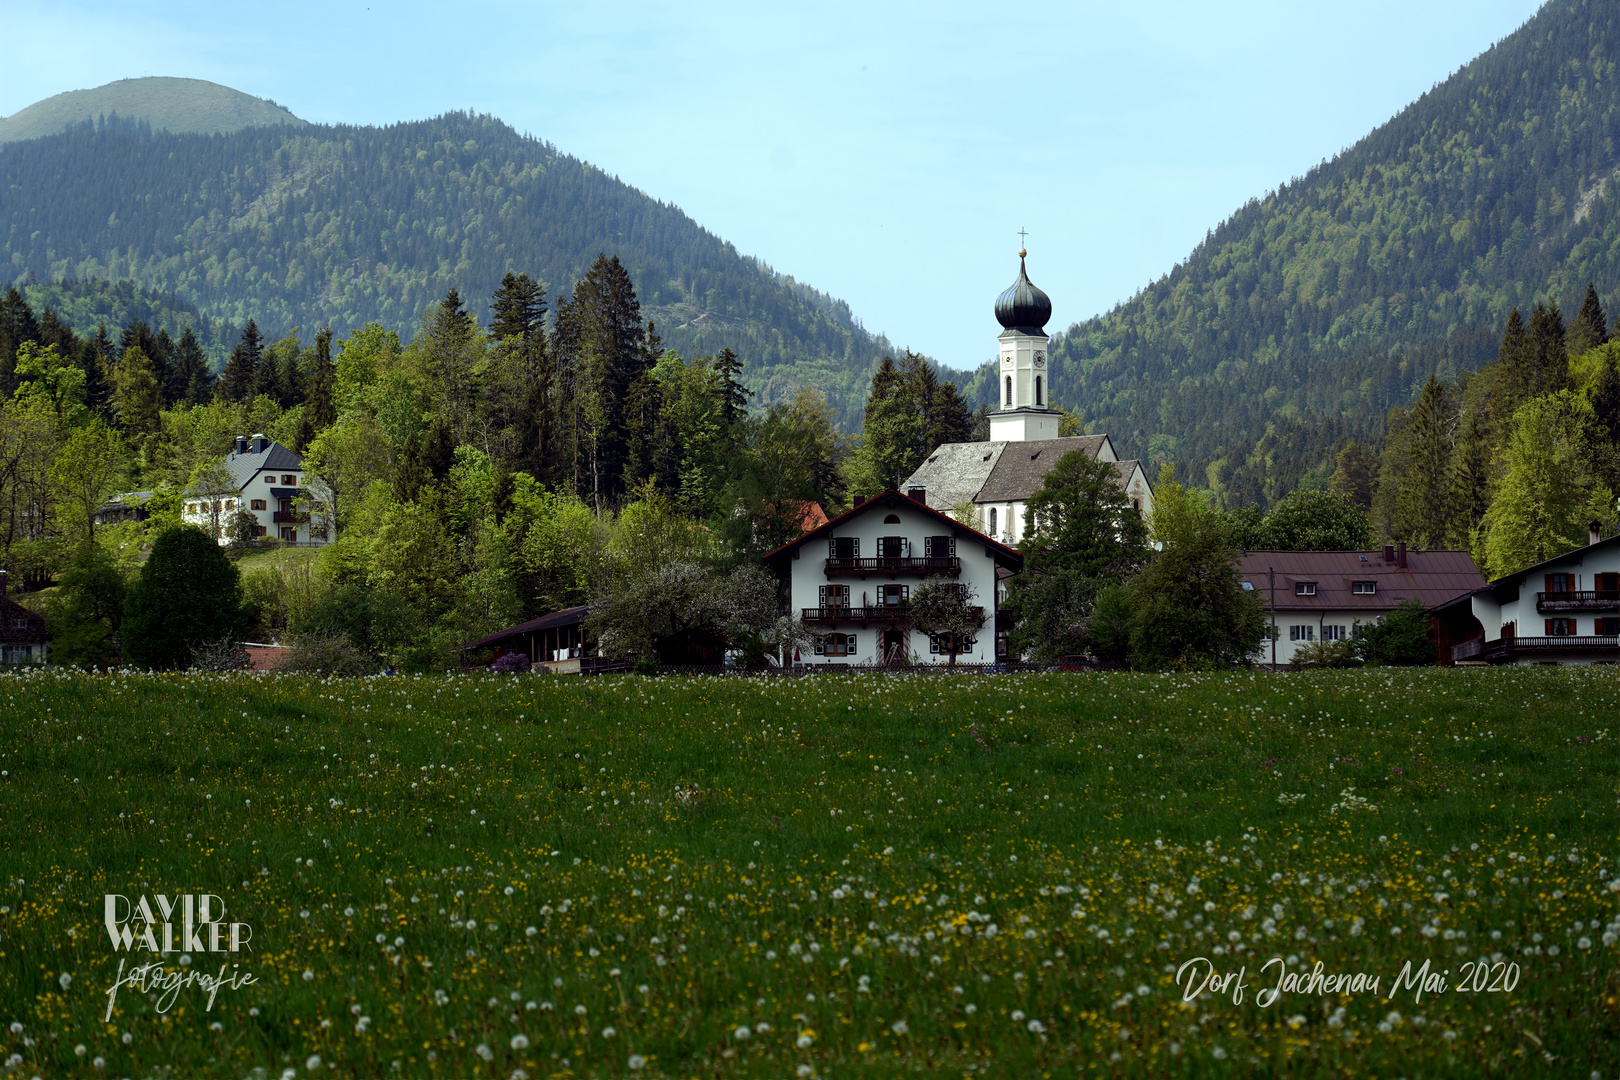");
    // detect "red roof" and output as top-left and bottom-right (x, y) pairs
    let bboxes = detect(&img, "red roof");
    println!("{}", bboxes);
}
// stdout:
(1236, 549), (1485, 613)
(761, 490), (1022, 569)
